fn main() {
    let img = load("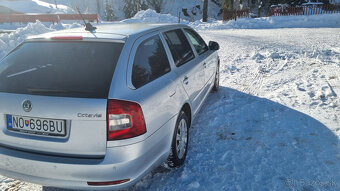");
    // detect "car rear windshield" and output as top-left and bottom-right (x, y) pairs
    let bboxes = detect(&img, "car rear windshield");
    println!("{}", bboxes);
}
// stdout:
(0, 41), (124, 98)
